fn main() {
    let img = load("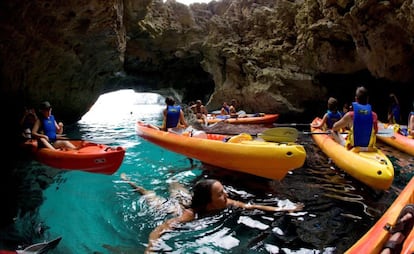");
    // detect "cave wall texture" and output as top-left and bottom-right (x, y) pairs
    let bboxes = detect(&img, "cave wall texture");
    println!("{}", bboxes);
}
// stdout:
(1, 0), (414, 142)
